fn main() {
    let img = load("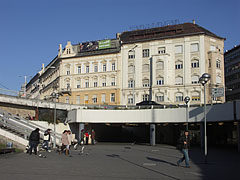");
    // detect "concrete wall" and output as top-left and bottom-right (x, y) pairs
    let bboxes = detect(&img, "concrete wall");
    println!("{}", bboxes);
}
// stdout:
(68, 101), (239, 124)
